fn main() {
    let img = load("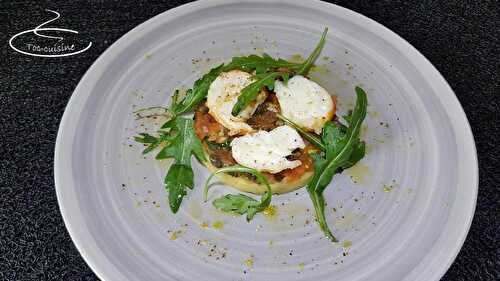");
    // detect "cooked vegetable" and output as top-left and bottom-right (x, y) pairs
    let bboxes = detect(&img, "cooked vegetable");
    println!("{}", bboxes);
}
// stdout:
(194, 103), (227, 143)
(279, 145), (315, 181)
(203, 165), (272, 221)
(306, 86), (367, 242)
(247, 109), (279, 131)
